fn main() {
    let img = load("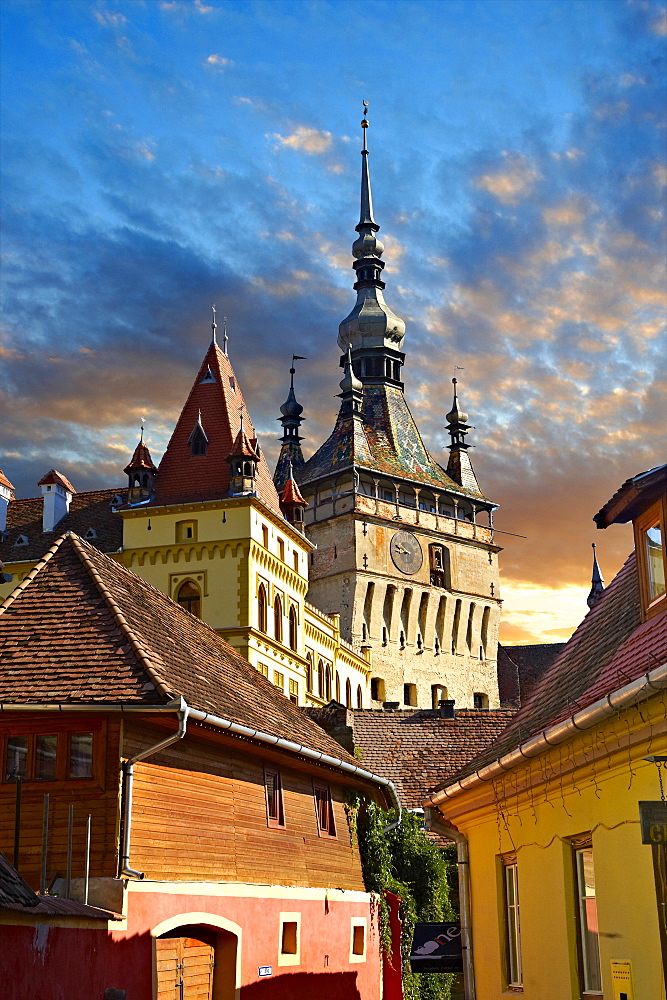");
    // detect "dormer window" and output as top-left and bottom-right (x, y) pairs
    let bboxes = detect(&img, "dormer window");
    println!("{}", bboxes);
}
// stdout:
(635, 501), (667, 618)
(645, 523), (665, 602)
(188, 422), (209, 457)
(14, 535), (28, 547)
(200, 366), (216, 384)
(83, 528), (98, 540)
(111, 494), (124, 507)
